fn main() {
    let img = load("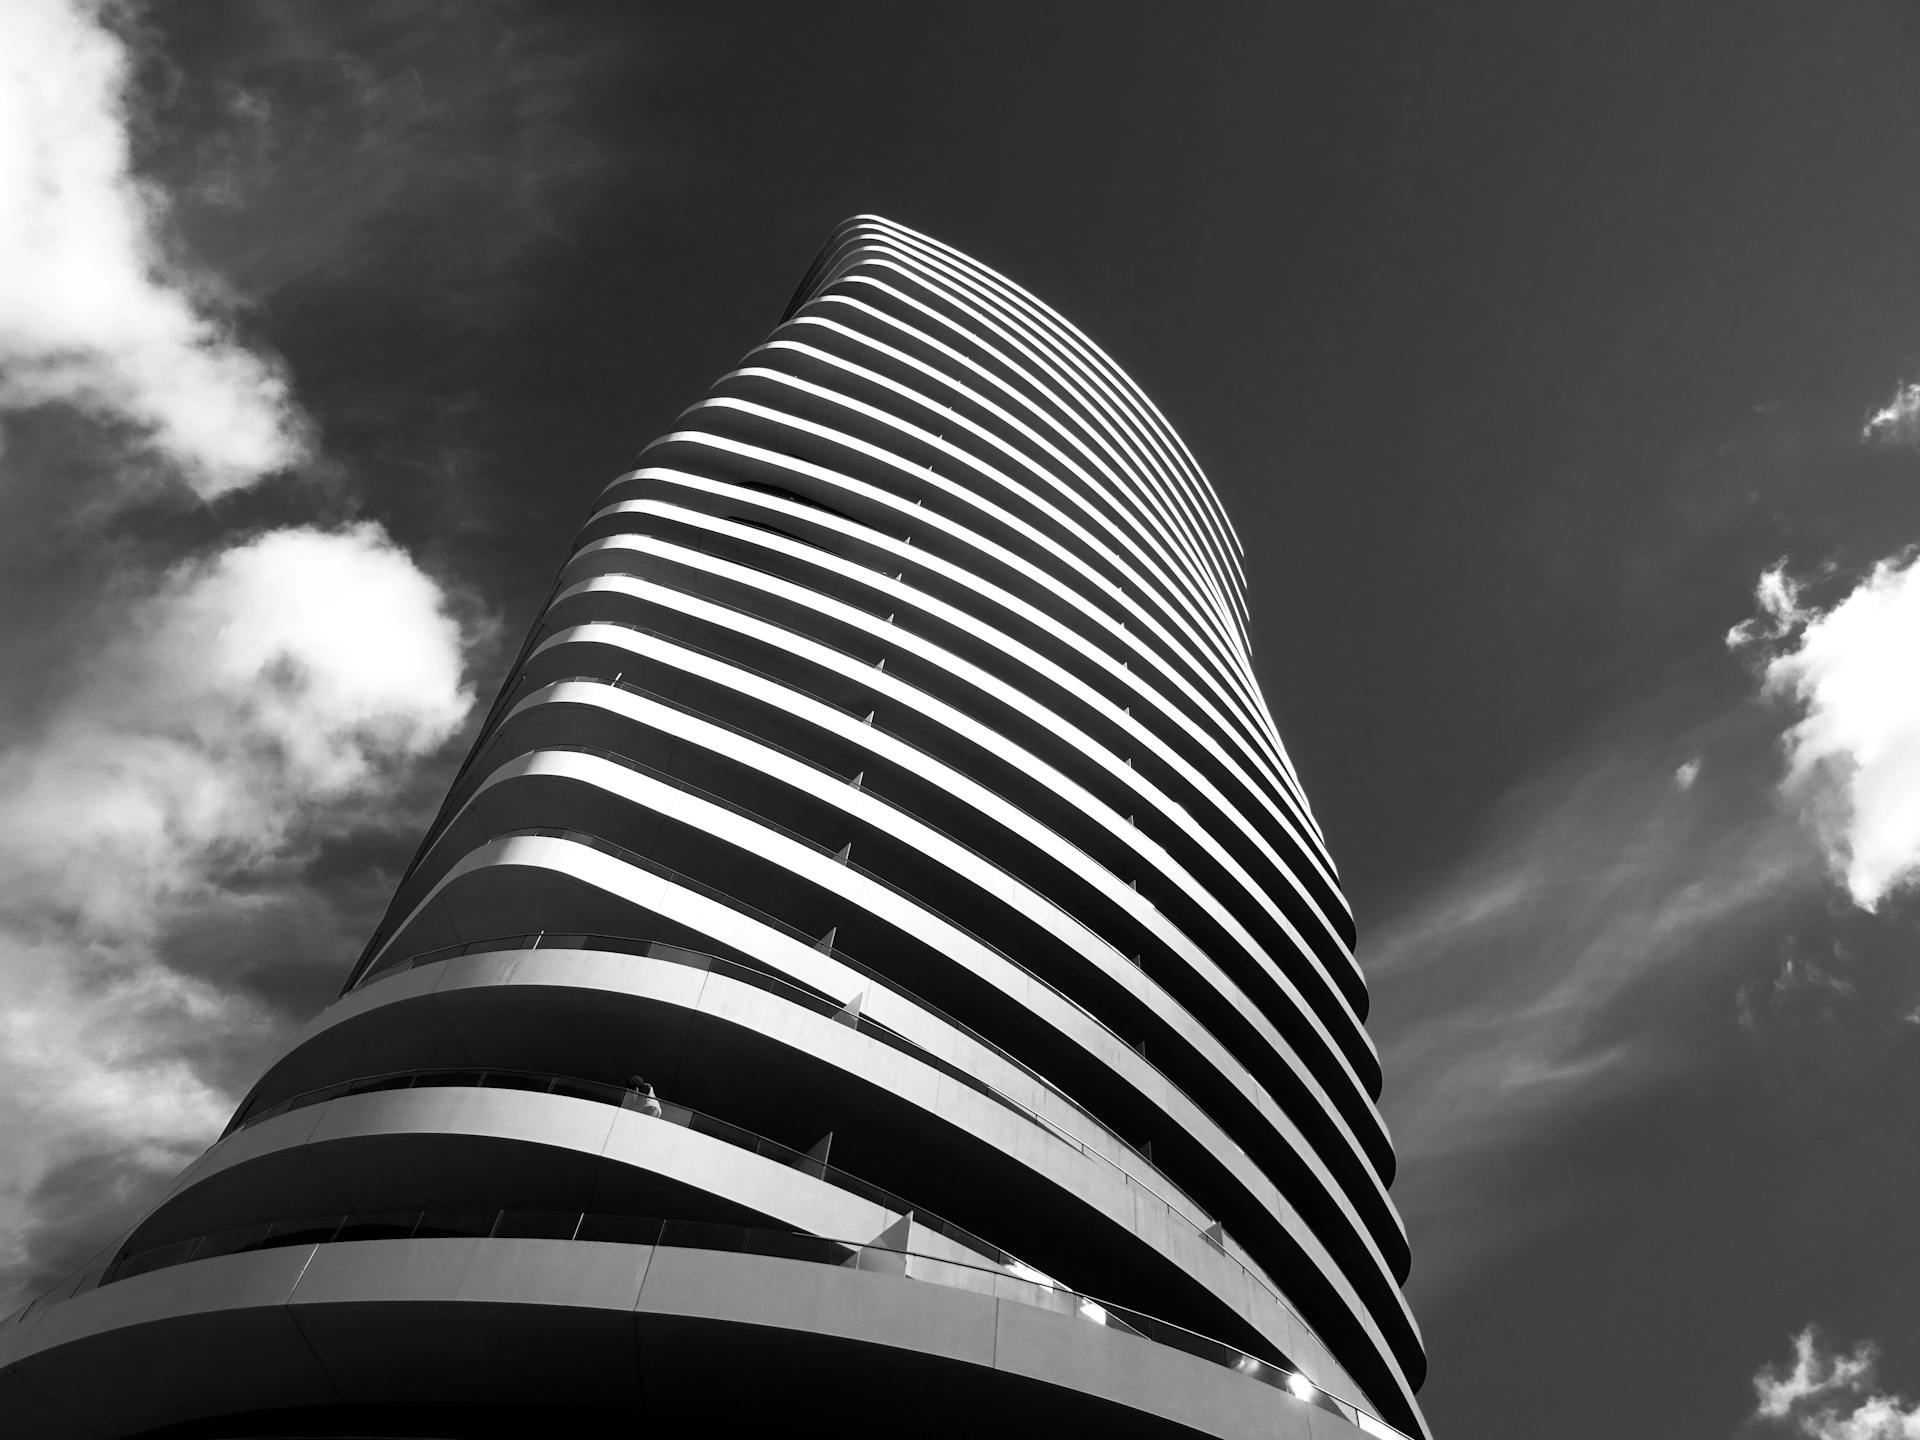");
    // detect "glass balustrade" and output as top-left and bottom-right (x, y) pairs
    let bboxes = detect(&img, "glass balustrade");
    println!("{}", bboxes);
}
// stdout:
(85, 1211), (1405, 1439)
